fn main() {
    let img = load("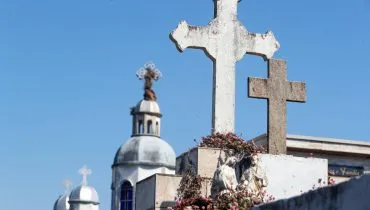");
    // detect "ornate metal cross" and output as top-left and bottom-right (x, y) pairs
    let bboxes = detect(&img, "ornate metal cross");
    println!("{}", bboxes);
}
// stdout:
(136, 62), (162, 101)
(248, 59), (306, 154)
(170, 0), (280, 133)
(78, 165), (92, 185)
